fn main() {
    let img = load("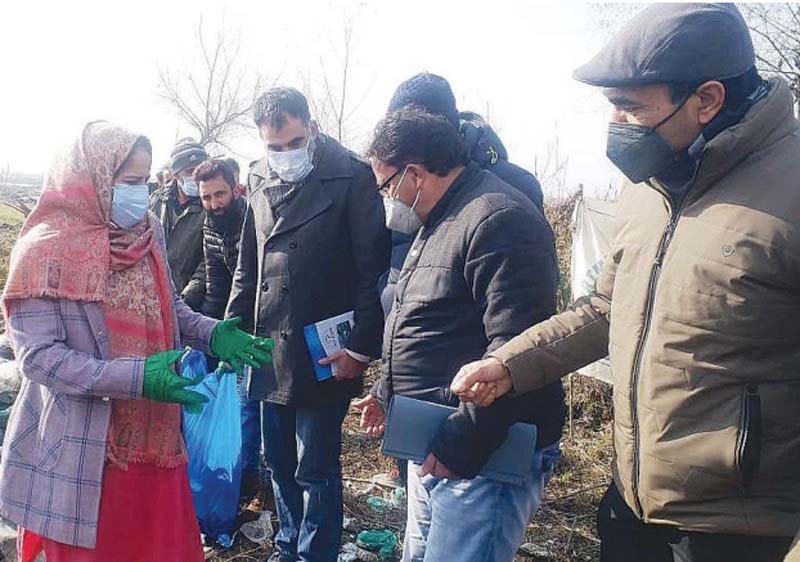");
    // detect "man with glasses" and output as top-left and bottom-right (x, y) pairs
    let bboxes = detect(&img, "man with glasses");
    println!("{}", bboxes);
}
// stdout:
(359, 106), (564, 562)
